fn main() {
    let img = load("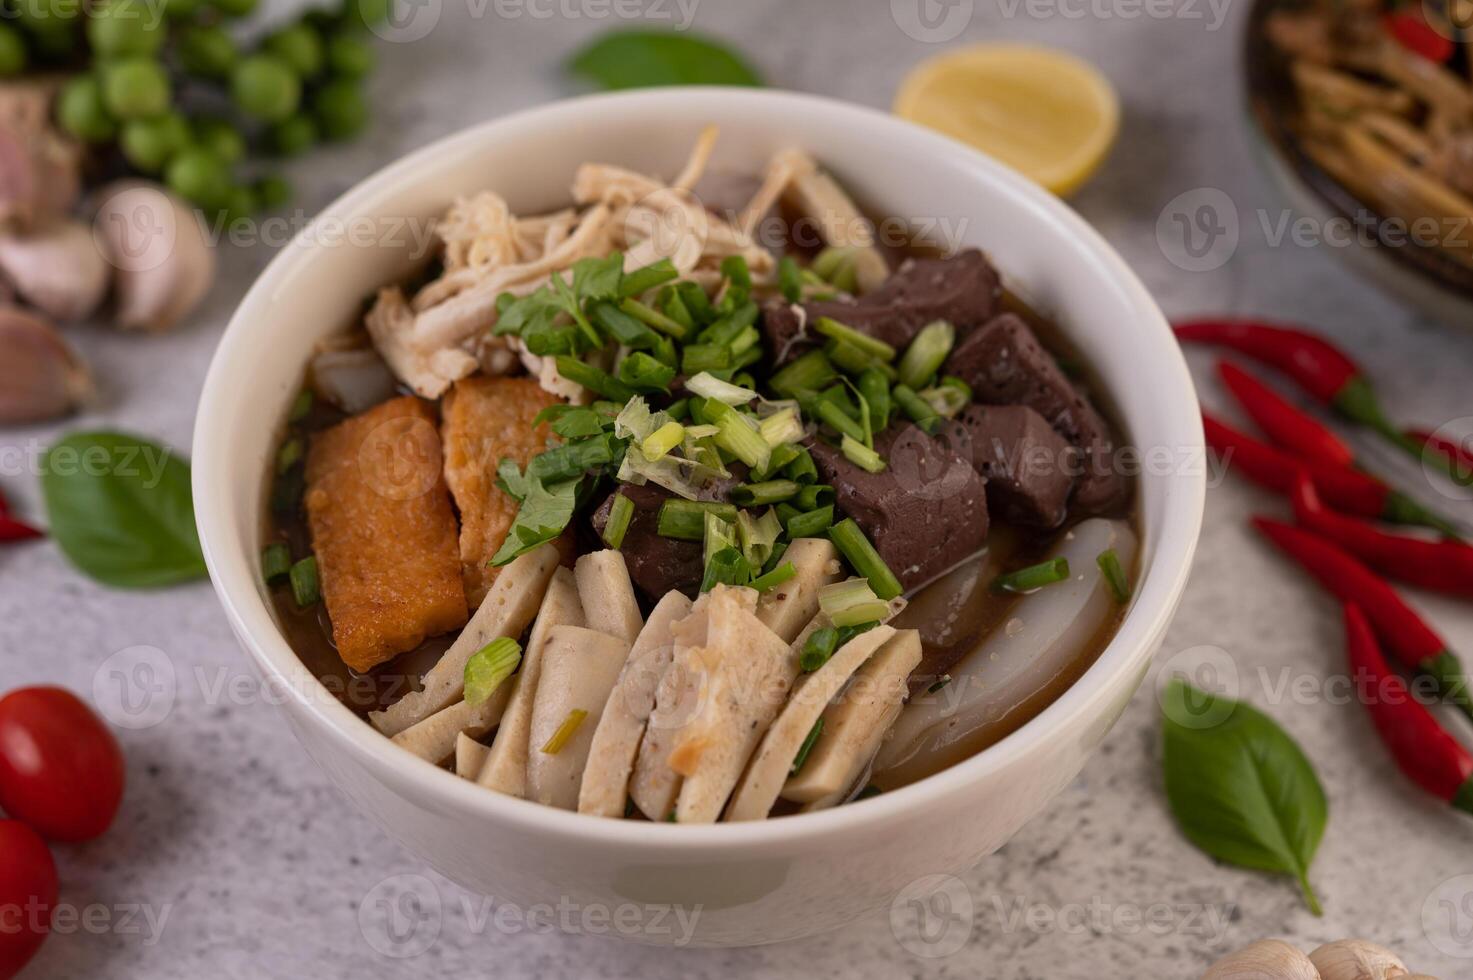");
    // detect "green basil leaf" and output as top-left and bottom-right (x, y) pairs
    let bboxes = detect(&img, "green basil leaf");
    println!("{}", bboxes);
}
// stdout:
(1161, 679), (1327, 915)
(40, 431), (206, 588)
(566, 31), (763, 90)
